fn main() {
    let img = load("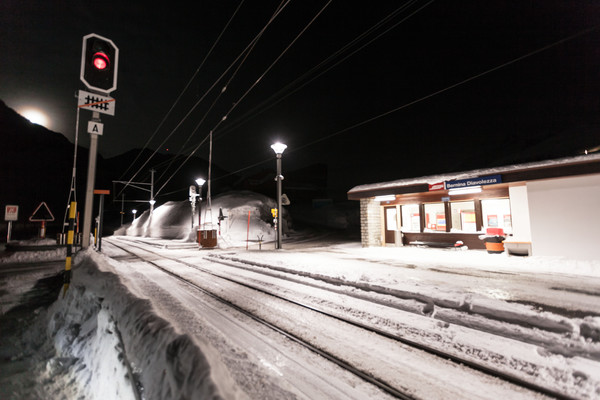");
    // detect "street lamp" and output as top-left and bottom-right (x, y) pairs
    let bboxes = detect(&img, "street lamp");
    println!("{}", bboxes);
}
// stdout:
(132, 209), (137, 221)
(271, 142), (286, 249)
(189, 177), (206, 238)
(195, 177), (206, 187)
